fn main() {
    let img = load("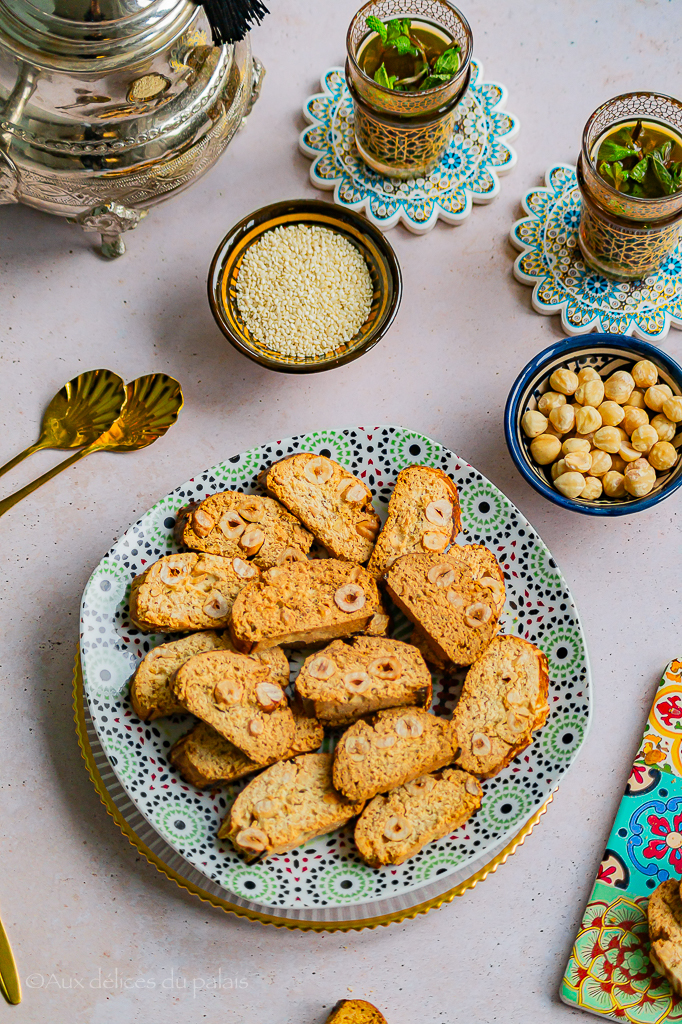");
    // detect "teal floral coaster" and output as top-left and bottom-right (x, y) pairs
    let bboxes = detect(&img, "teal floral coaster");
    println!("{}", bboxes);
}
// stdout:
(299, 61), (518, 234)
(511, 164), (682, 340)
